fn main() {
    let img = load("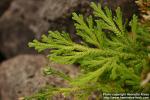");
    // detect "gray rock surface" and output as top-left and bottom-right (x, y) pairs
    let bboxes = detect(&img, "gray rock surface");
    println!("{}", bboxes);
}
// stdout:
(0, 16), (35, 58)
(0, 55), (78, 100)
